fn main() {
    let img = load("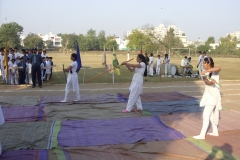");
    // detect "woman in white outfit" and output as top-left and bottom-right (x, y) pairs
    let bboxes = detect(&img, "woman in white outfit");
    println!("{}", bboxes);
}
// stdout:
(163, 54), (170, 75)
(149, 53), (154, 76)
(121, 54), (147, 113)
(61, 53), (81, 102)
(193, 57), (221, 139)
